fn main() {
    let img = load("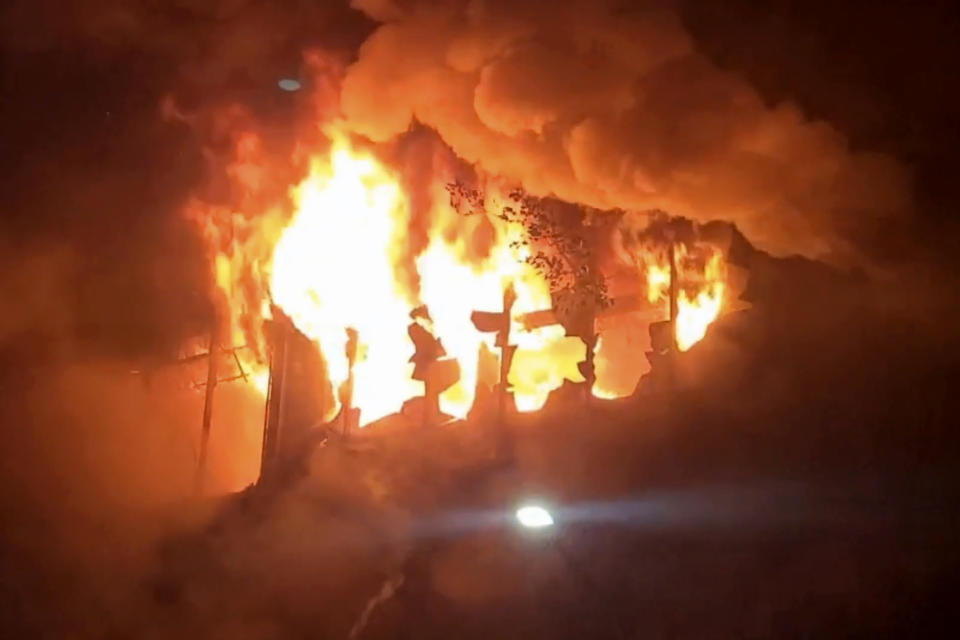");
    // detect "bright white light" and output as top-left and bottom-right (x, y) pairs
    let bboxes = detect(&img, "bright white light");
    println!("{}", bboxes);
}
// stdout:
(516, 505), (554, 529)
(278, 78), (301, 92)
